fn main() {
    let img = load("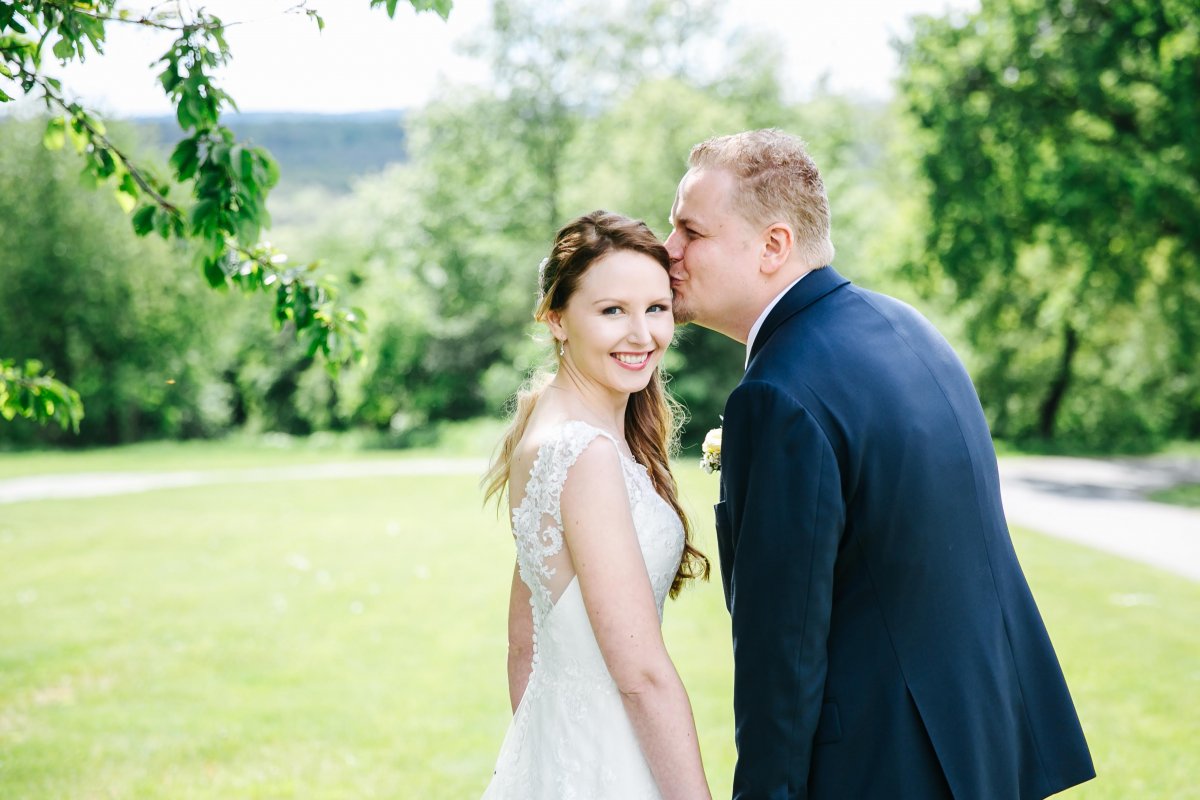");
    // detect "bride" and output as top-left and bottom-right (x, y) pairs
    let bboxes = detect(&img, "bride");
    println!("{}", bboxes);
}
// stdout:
(481, 211), (712, 799)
